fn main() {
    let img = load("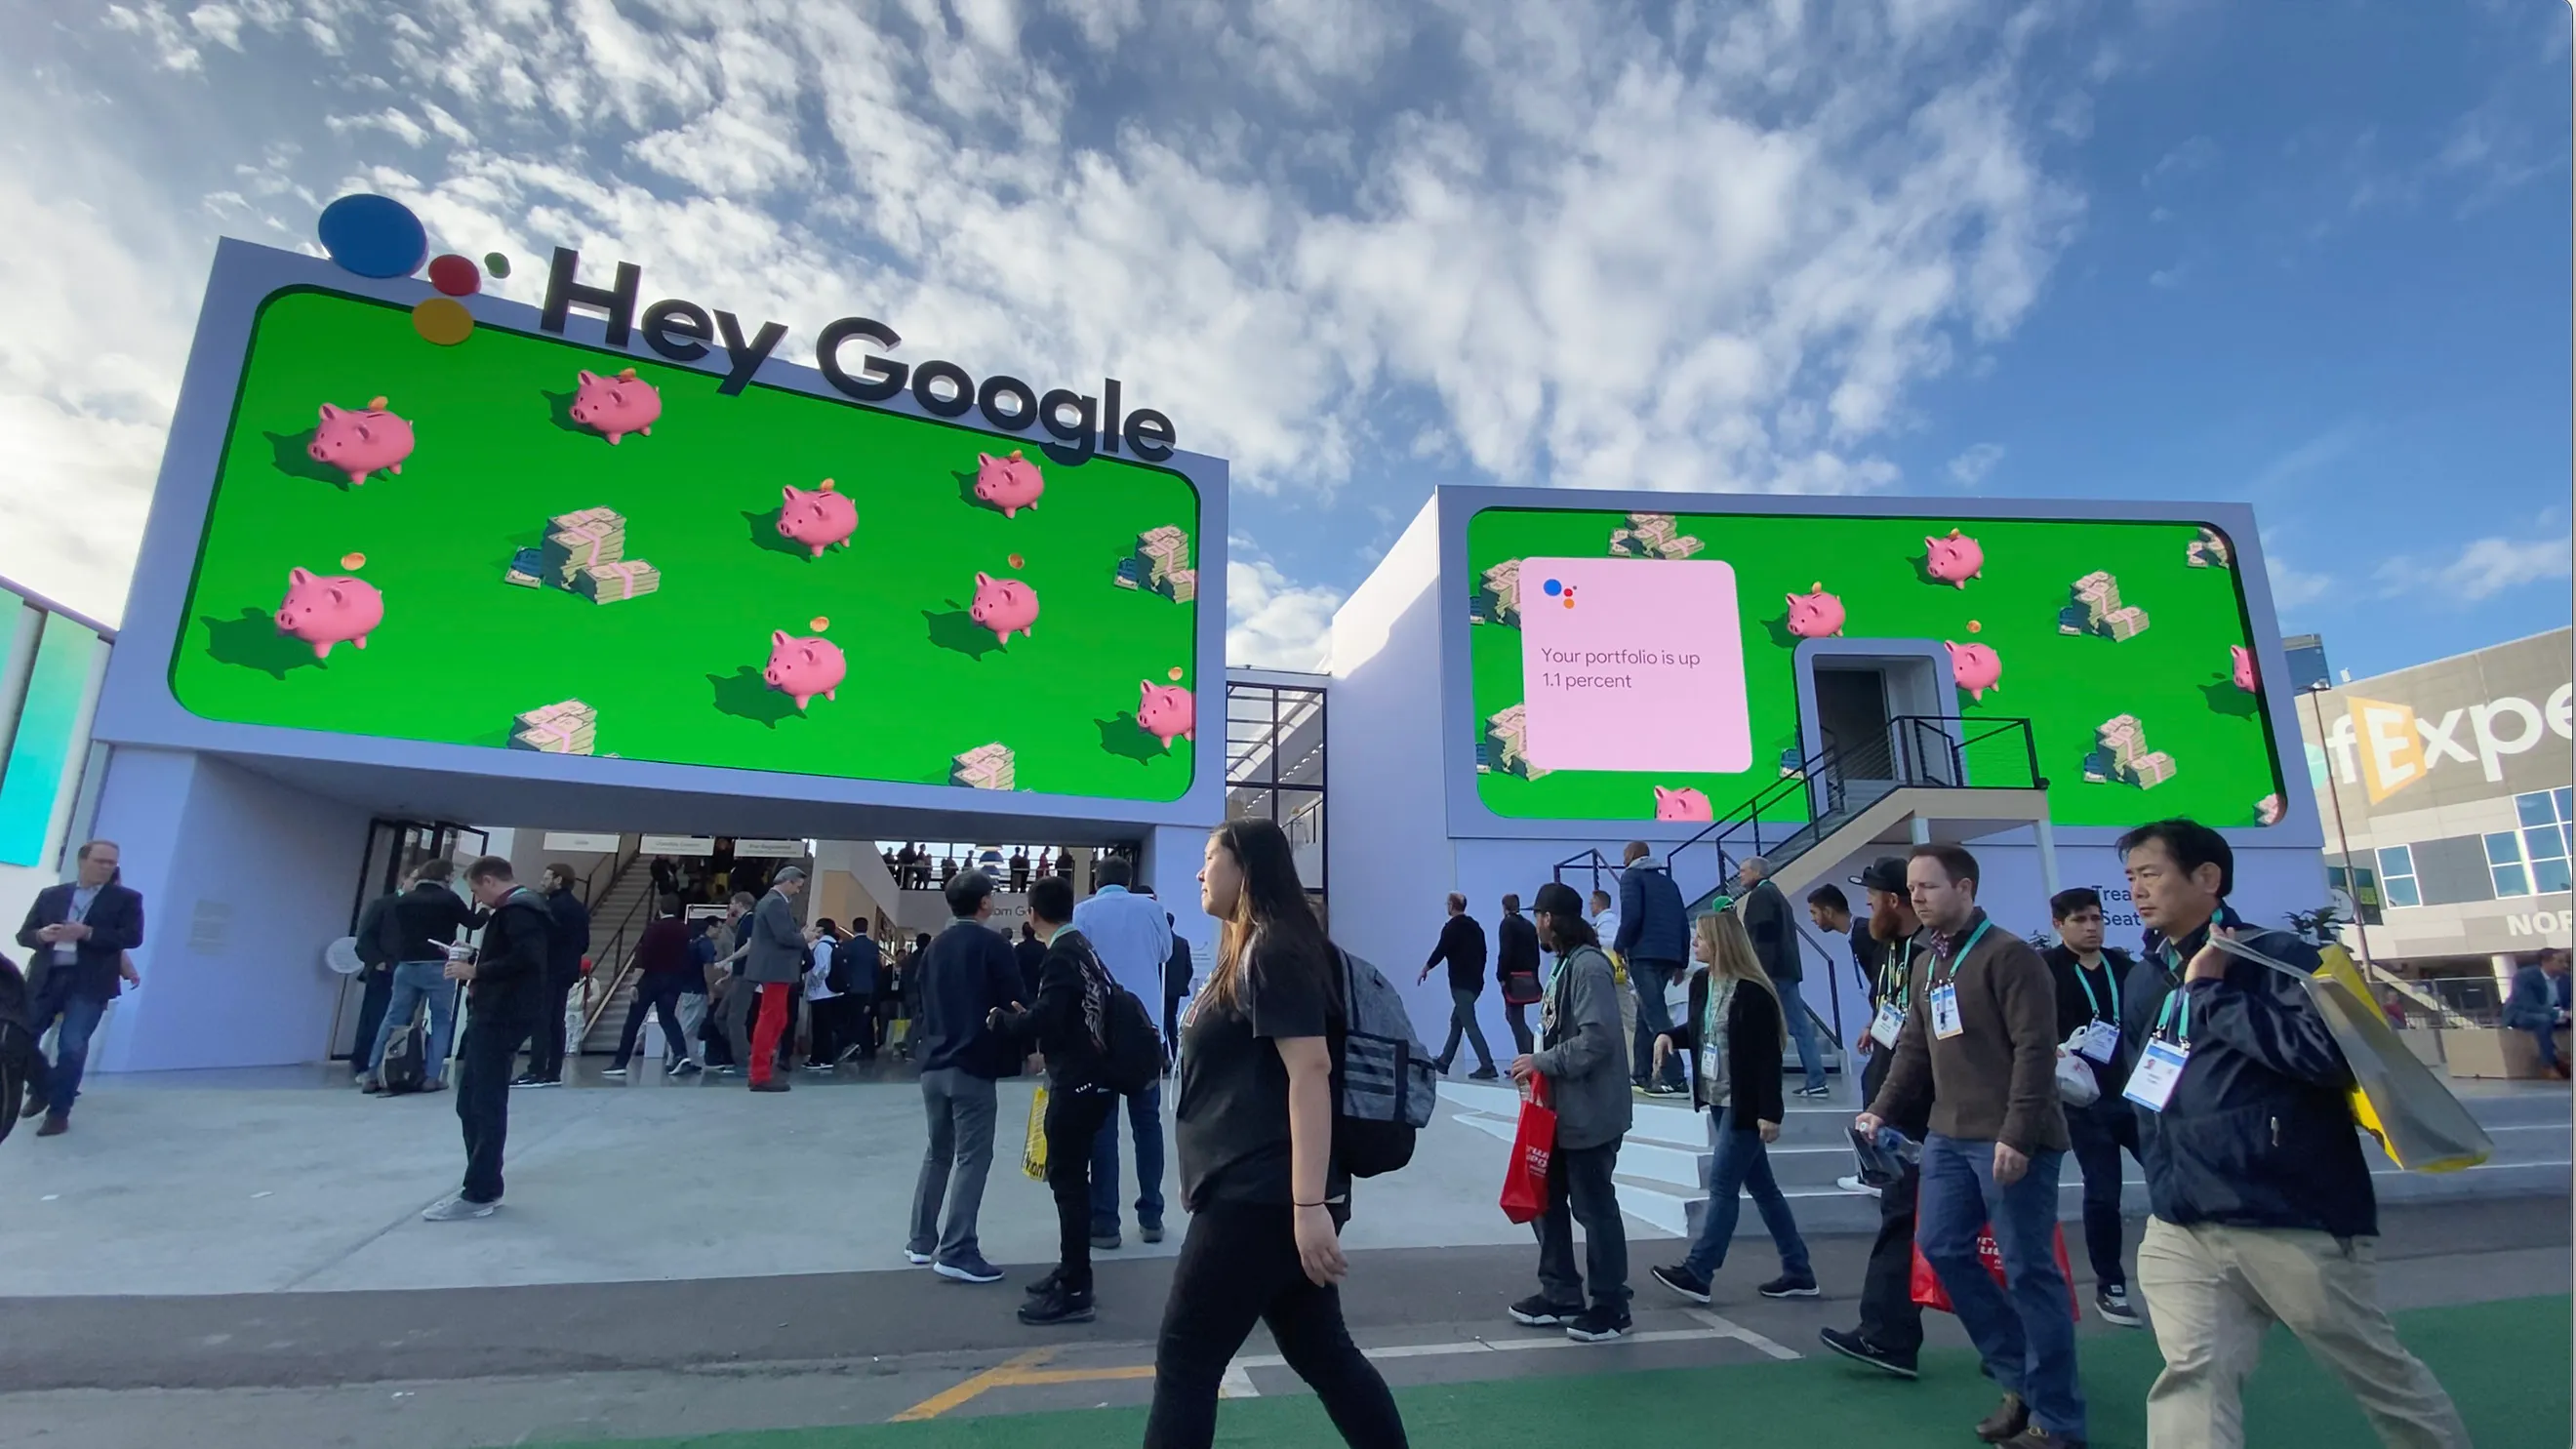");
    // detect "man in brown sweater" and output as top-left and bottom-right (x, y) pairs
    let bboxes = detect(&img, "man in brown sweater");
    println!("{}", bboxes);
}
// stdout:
(1856, 844), (2083, 1449)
